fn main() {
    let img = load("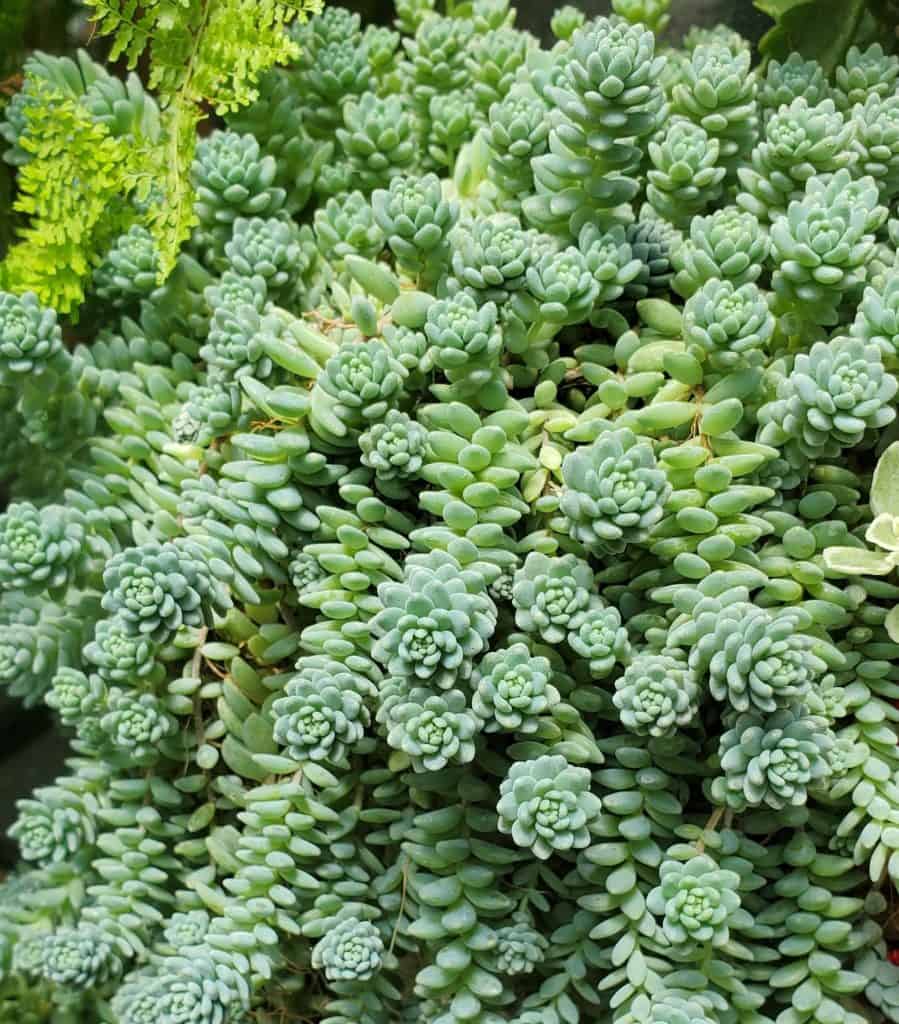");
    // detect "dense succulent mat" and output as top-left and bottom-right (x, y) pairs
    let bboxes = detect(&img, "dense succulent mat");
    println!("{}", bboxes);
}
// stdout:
(4, 2), (899, 1022)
